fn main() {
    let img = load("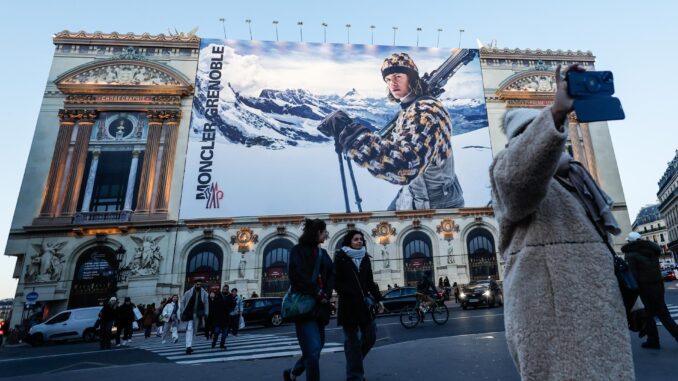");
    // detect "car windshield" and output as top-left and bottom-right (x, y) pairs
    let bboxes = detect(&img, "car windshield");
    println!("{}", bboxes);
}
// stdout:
(467, 281), (490, 288)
